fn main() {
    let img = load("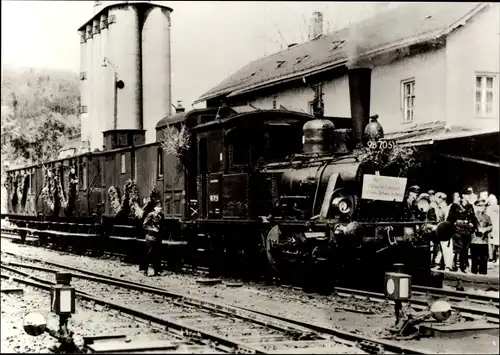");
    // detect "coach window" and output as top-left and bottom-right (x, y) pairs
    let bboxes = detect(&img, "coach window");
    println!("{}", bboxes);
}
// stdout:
(401, 79), (415, 123)
(27, 170), (33, 195)
(82, 161), (88, 190)
(157, 147), (164, 177)
(120, 153), (126, 174)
